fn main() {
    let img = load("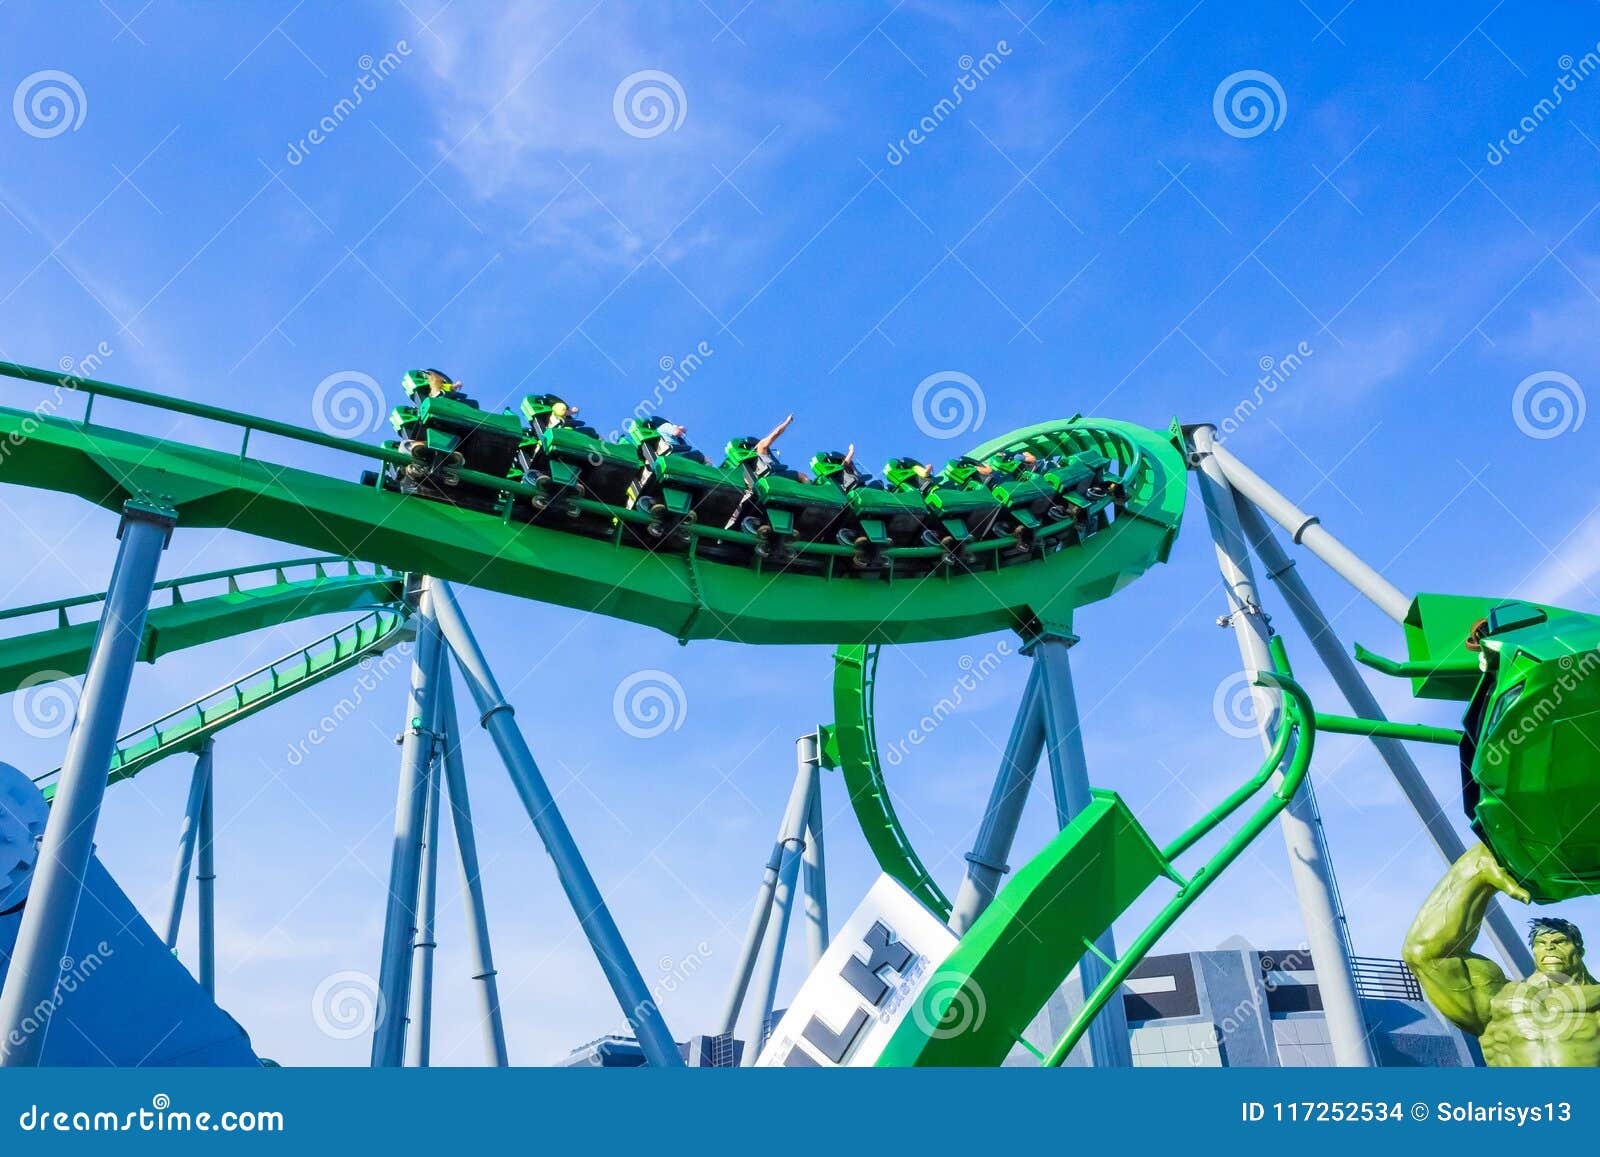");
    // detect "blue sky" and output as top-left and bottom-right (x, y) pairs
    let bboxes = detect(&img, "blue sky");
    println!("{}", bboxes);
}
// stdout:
(2, 0), (1598, 1065)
